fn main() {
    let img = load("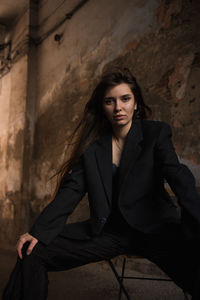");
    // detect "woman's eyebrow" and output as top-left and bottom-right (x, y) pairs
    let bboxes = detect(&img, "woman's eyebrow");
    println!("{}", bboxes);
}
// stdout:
(121, 94), (132, 97)
(104, 94), (132, 100)
(104, 96), (115, 100)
